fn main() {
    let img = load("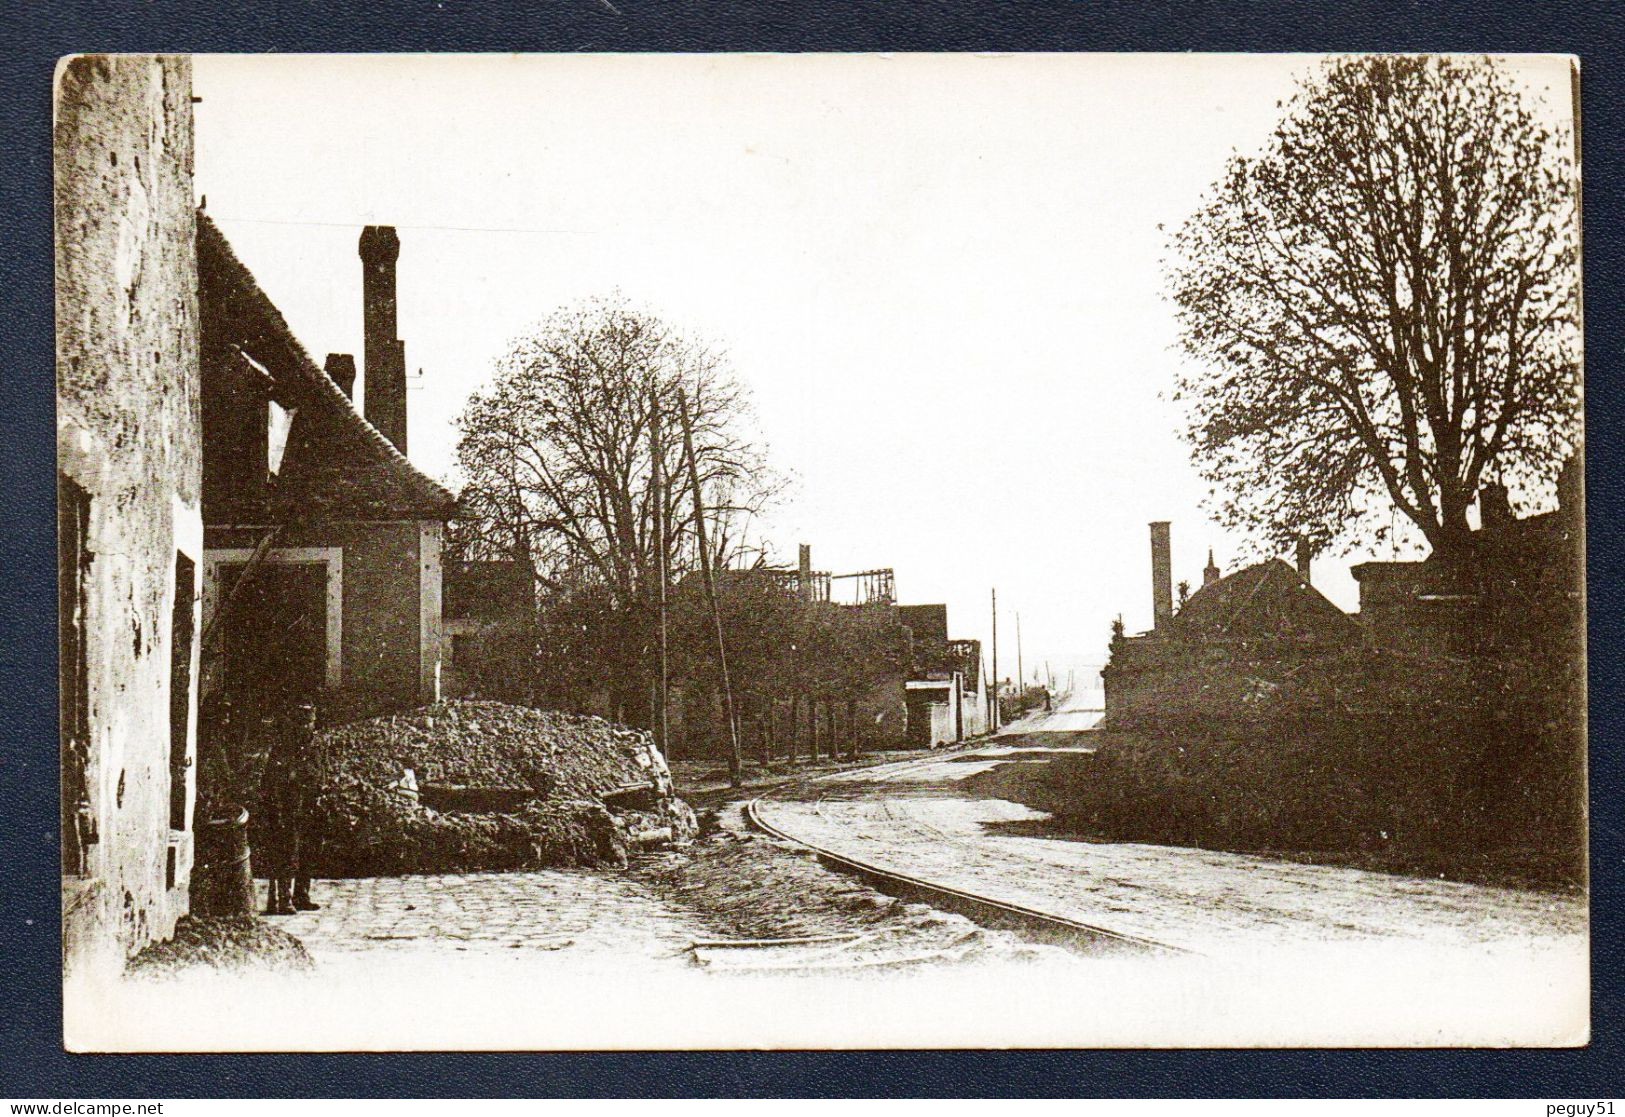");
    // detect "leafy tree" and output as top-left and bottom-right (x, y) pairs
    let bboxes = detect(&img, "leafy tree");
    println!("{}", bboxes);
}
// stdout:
(1169, 55), (1579, 560)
